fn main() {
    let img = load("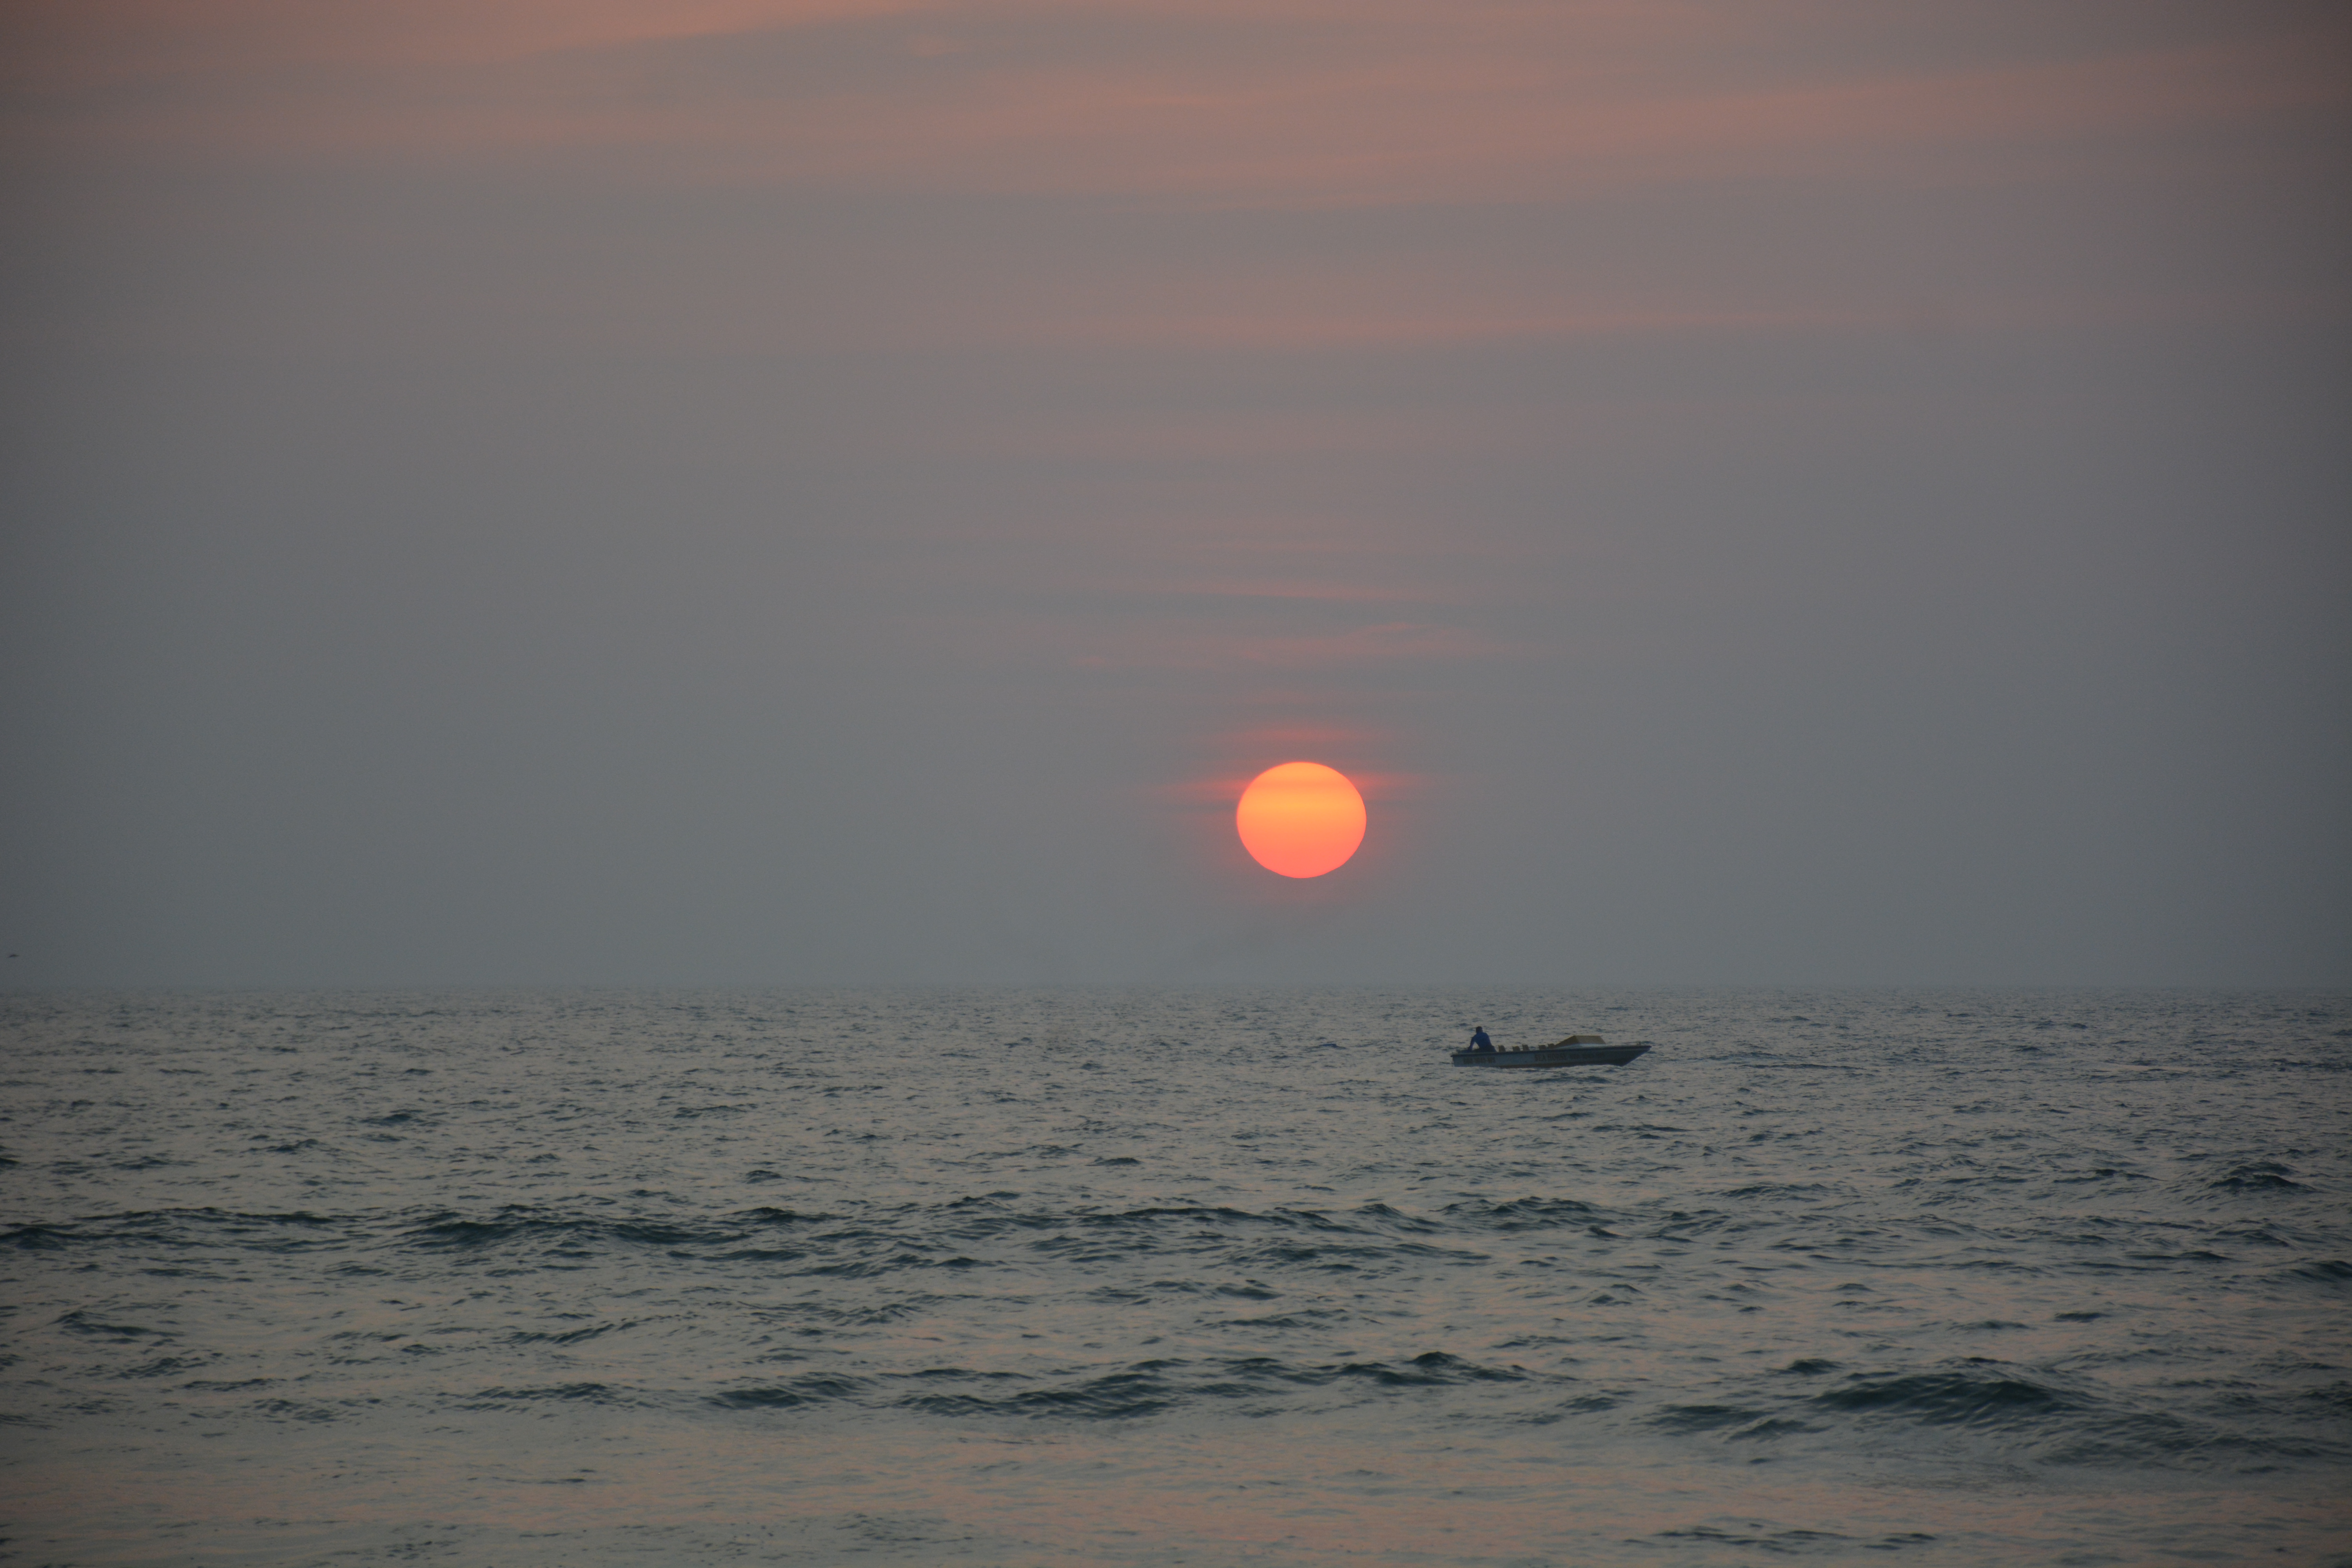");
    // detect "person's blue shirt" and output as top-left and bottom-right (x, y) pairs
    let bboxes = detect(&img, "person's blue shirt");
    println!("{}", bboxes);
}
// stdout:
(1469, 1027), (1494, 1052)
